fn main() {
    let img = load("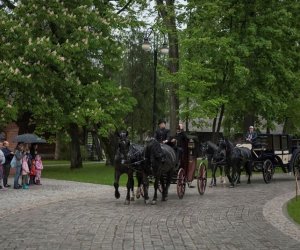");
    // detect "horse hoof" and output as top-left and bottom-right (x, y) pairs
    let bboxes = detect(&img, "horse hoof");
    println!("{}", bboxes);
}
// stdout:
(247, 181), (251, 184)
(144, 199), (150, 205)
(124, 200), (130, 205)
(115, 192), (120, 199)
(161, 197), (168, 202)
(130, 197), (135, 201)
(151, 200), (157, 205)
(136, 193), (140, 199)
(229, 184), (234, 188)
